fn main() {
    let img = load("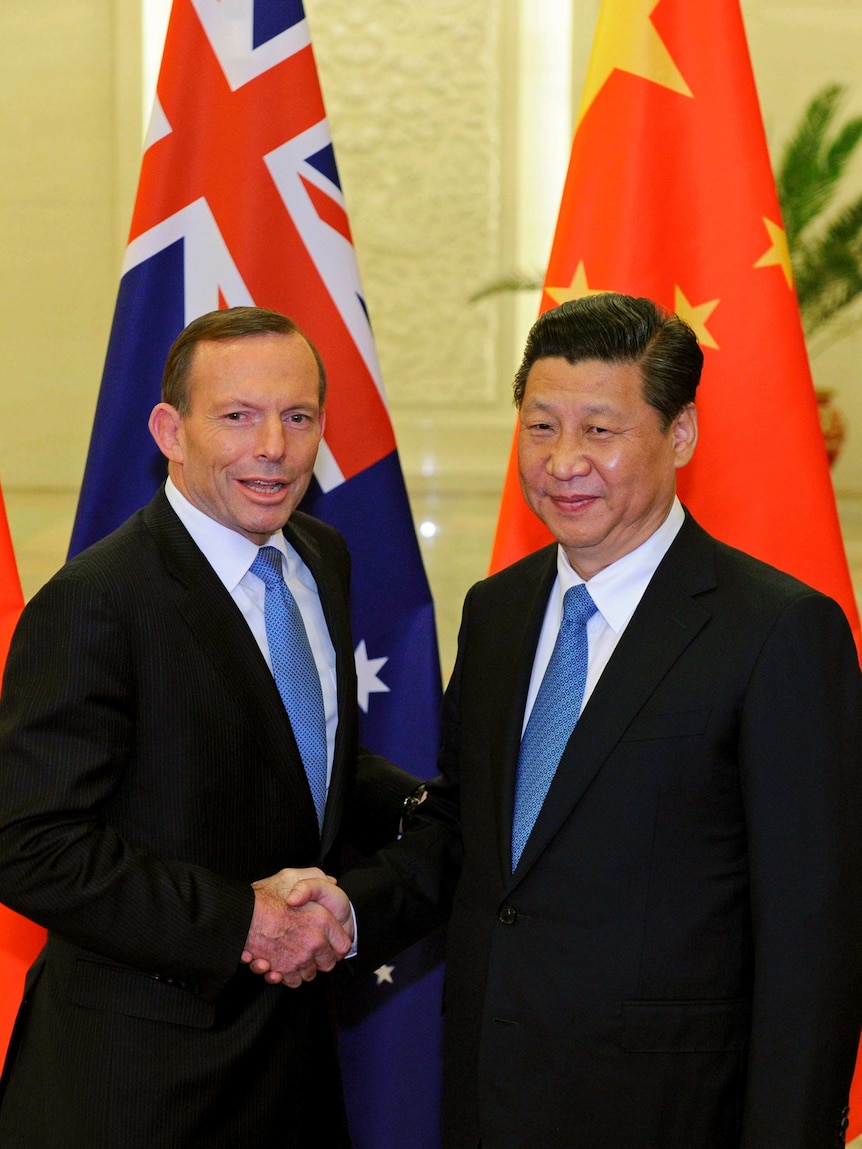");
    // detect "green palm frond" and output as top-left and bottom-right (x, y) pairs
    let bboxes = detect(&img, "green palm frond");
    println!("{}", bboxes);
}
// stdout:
(777, 85), (862, 244)
(794, 196), (862, 335)
(777, 83), (862, 353)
